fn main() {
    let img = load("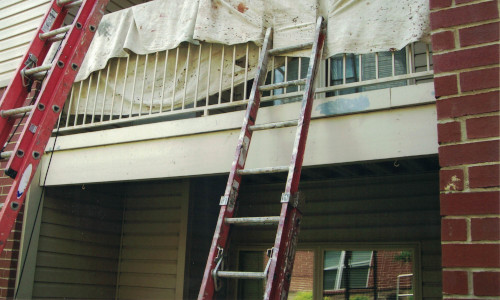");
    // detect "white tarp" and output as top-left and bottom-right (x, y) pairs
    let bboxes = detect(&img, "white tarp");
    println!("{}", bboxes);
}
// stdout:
(68, 0), (429, 116)
(76, 0), (429, 81)
(71, 43), (260, 116)
(326, 0), (430, 55)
